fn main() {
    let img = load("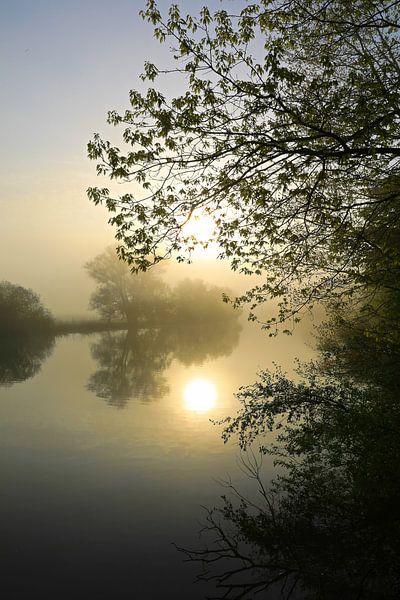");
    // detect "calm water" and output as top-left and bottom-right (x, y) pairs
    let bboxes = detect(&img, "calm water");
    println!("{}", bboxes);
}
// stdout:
(0, 318), (314, 599)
